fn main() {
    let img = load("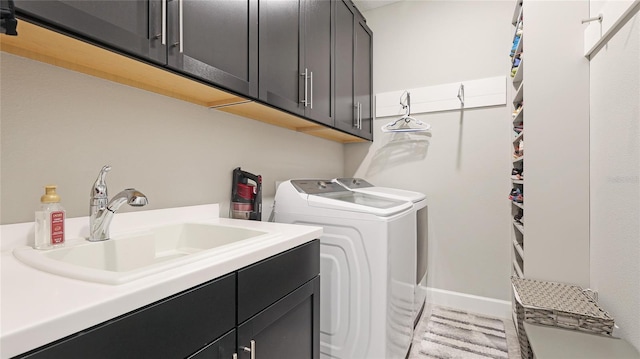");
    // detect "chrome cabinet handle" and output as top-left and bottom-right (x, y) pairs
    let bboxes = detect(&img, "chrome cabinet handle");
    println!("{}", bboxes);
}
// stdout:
(232, 353), (238, 359)
(241, 340), (256, 359)
(161, 0), (167, 45)
(309, 71), (313, 109)
(152, 0), (166, 44)
(300, 68), (309, 107)
(353, 103), (359, 128)
(178, 0), (184, 53)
